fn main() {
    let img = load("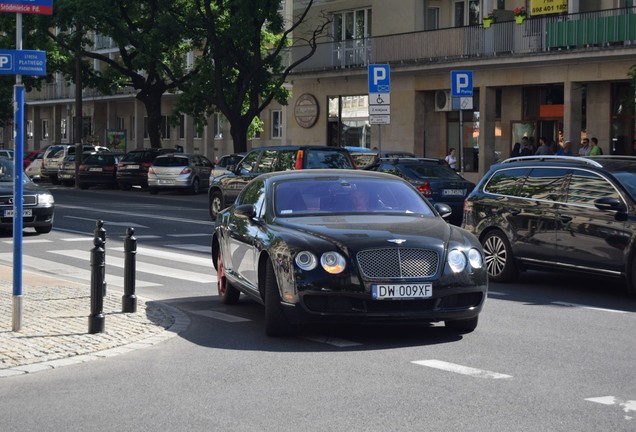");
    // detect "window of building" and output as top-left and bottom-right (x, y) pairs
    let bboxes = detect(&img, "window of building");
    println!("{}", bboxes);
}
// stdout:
(332, 8), (372, 67)
(327, 95), (370, 148)
(130, 116), (136, 140)
(427, 7), (440, 30)
(179, 115), (186, 139)
(272, 110), (283, 139)
(214, 113), (224, 139)
(453, 0), (480, 26)
(116, 116), (125, 131)
(143, 116), (171, 139)
(27, 120), (33, 139)
(42, 119), (49, 139)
